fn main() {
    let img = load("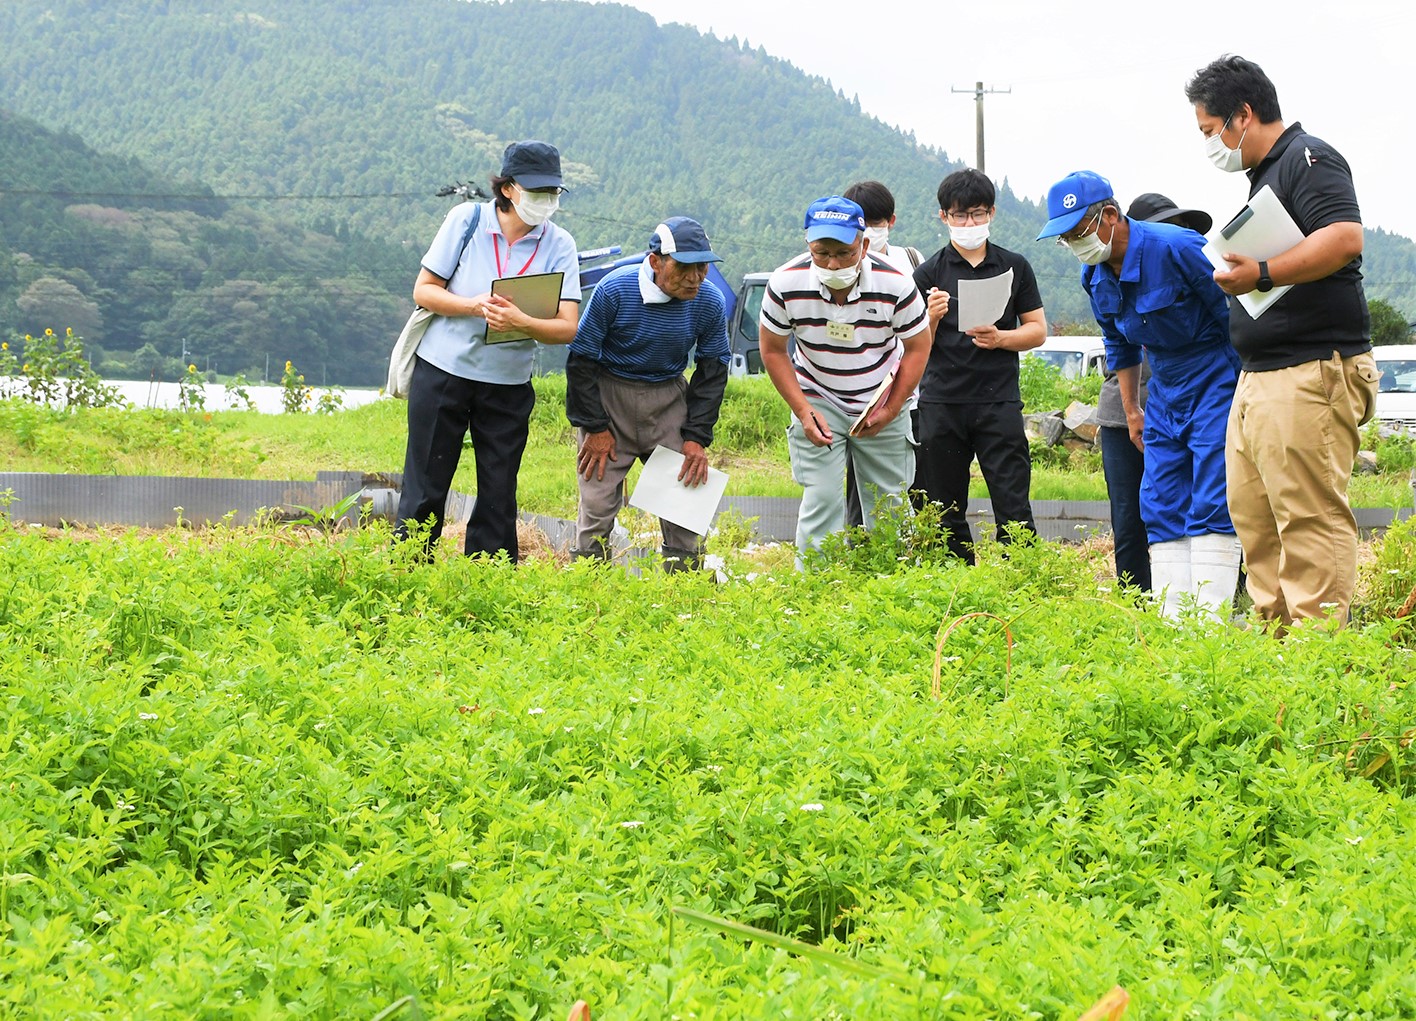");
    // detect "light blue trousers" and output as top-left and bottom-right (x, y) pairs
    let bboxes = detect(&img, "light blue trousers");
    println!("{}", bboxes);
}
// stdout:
(787, 397), (914, 557)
